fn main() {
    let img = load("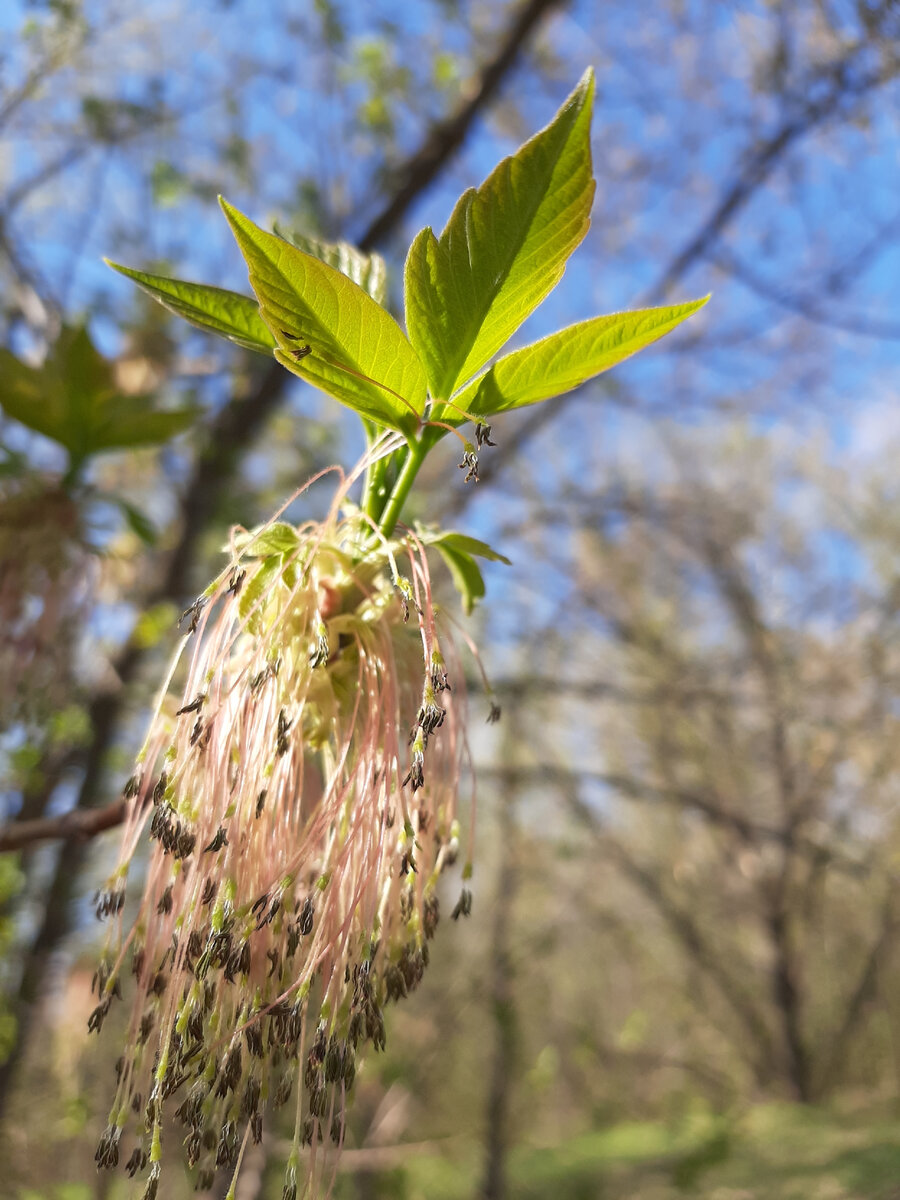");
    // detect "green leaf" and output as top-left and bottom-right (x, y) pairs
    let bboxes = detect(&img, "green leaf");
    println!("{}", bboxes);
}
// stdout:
(447, 297), (710, 420)
(423, 529), (512, 565)
(432, 544), (486, 616)
(117, 499), (158, 545)
(232, 521), (302, 558)
(104, 260), (275, 354)
(239, 557), (281, 633)
(404, 70), (595, 402)
(220, 199), (427, 436)
(273, 227), (388, 306)
(0, 327), (196, 468)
